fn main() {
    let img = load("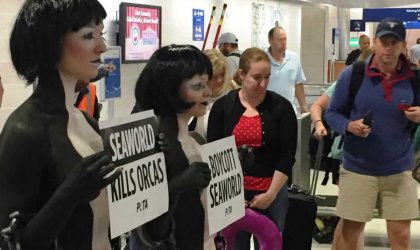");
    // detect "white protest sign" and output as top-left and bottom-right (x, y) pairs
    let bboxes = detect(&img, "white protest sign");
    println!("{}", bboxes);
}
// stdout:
(99, 110), (168, 238)
(201, 136), (245, 235)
